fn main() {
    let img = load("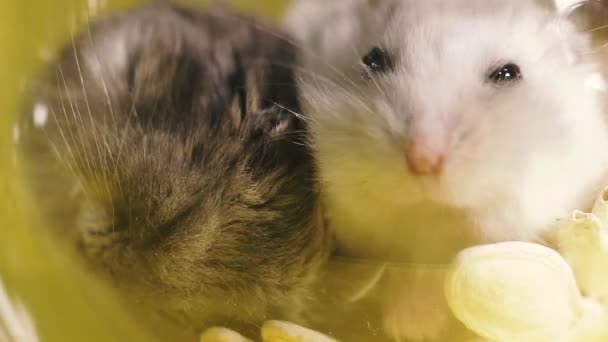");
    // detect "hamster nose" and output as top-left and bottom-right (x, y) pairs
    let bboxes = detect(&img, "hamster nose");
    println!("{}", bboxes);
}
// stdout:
(405, 141), (445, 175)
